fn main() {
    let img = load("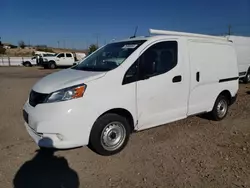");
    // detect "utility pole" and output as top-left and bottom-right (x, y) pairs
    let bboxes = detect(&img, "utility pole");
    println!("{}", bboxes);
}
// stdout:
(96, 34), (99, 47)
(228, 25), (232, 35)
(57, 41), (60, 48)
